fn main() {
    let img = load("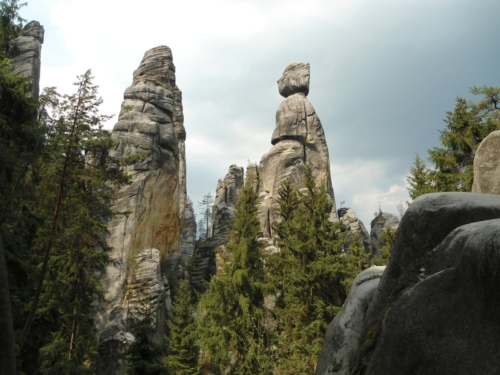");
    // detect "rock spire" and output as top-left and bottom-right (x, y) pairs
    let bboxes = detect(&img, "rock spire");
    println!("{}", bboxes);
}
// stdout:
(258, 62), (336, 238)
(95, 46), (186, 373)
